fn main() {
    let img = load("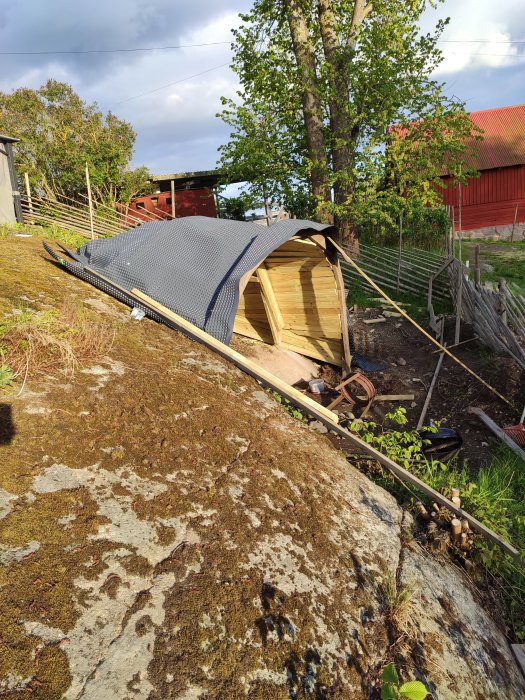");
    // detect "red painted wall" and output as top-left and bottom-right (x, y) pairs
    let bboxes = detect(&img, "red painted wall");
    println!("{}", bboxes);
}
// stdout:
(128, 188), (217, 222)
(439, 165), (525, 231)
